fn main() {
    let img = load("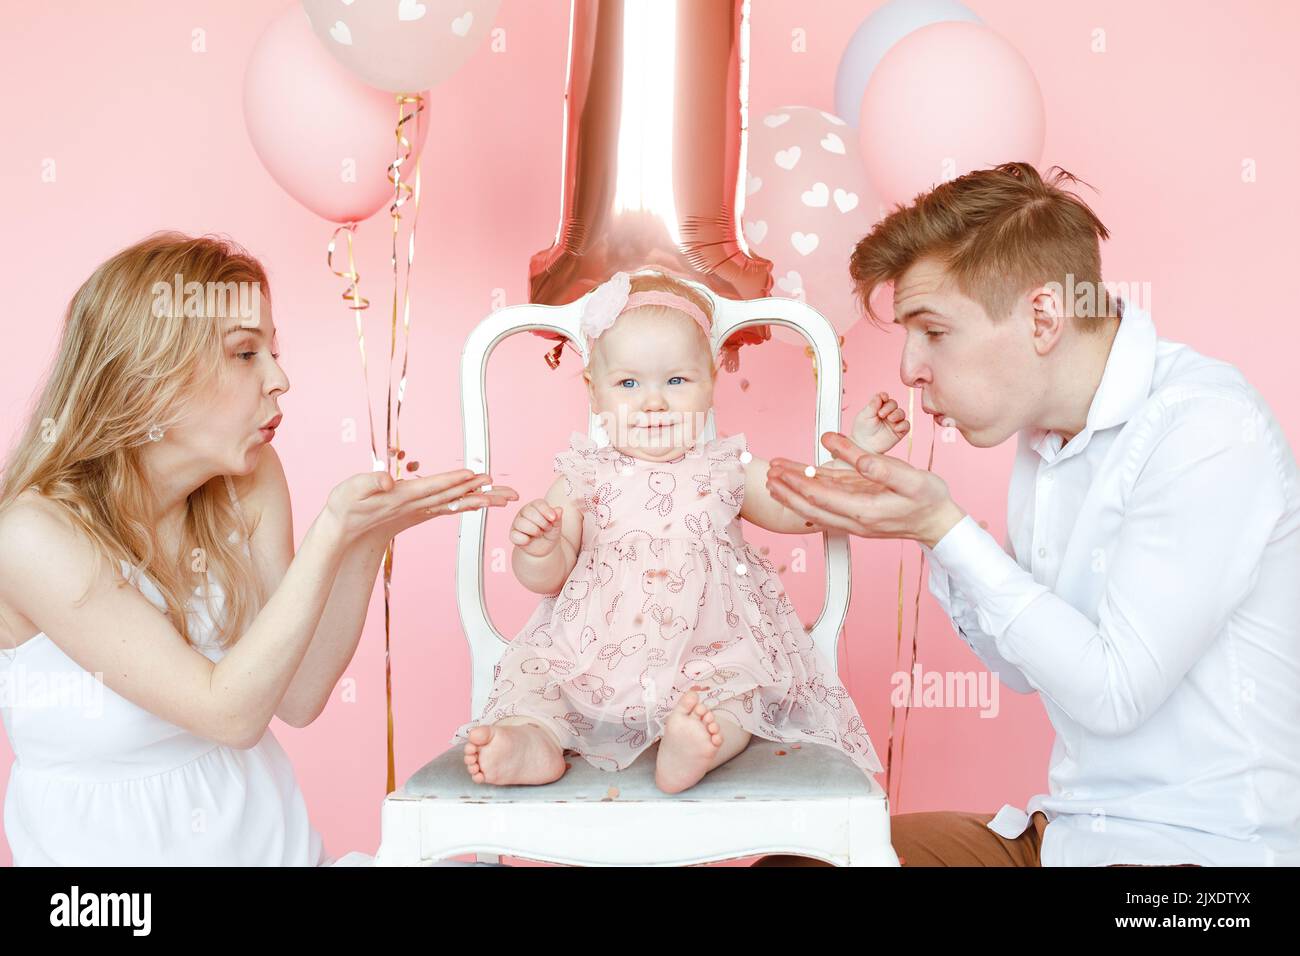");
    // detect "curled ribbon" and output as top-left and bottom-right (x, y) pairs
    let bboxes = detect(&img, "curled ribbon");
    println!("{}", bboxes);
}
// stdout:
(326, 224), (381, 472)
(379, 92), (425, 796)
